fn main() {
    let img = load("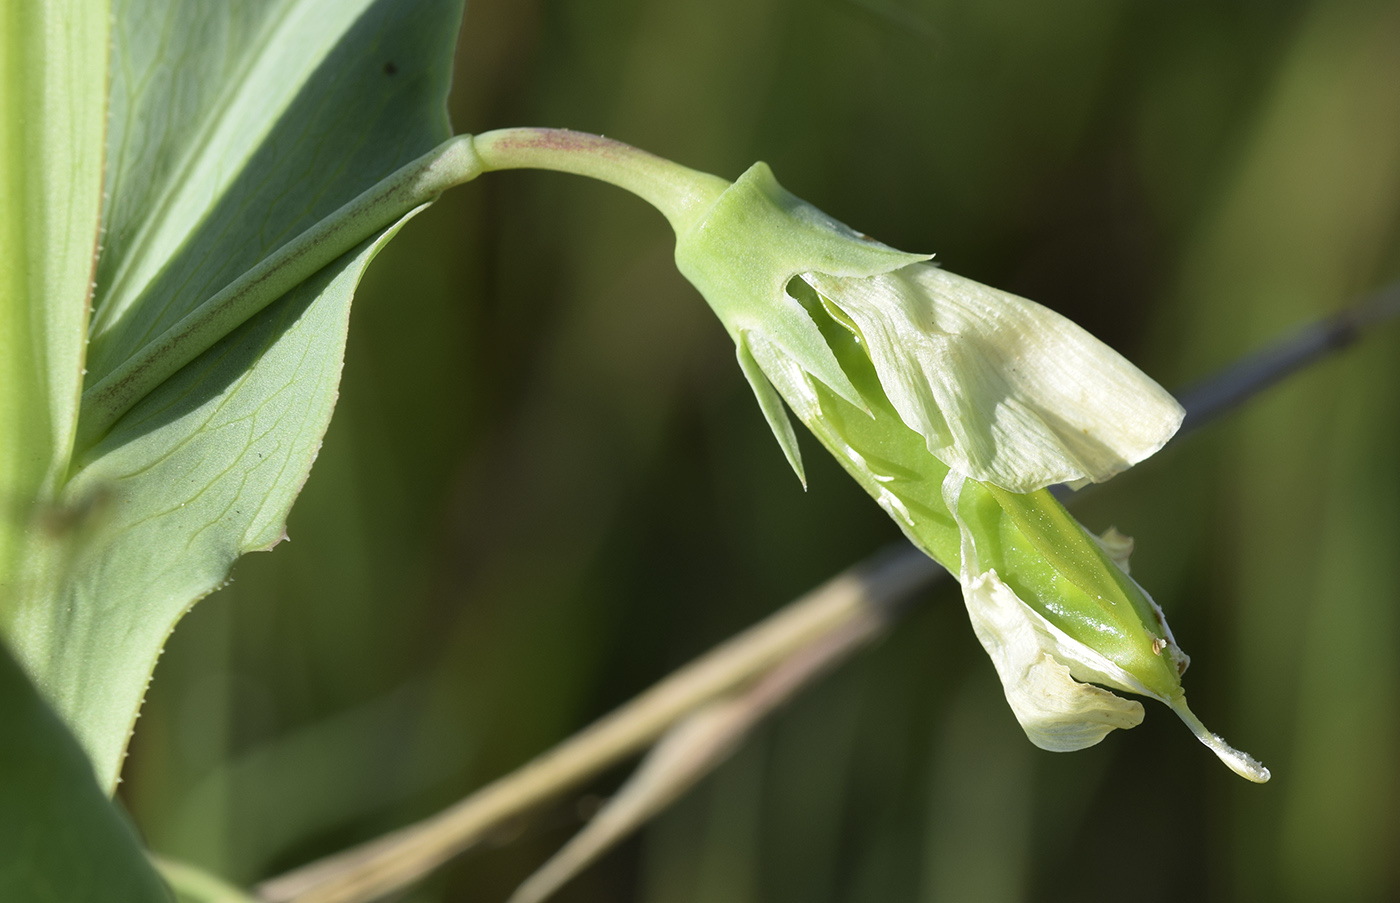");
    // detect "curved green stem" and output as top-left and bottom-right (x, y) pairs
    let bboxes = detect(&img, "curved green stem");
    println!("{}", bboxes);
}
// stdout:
(75, 129), (729, 452)
(473, 128), (728, 235)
